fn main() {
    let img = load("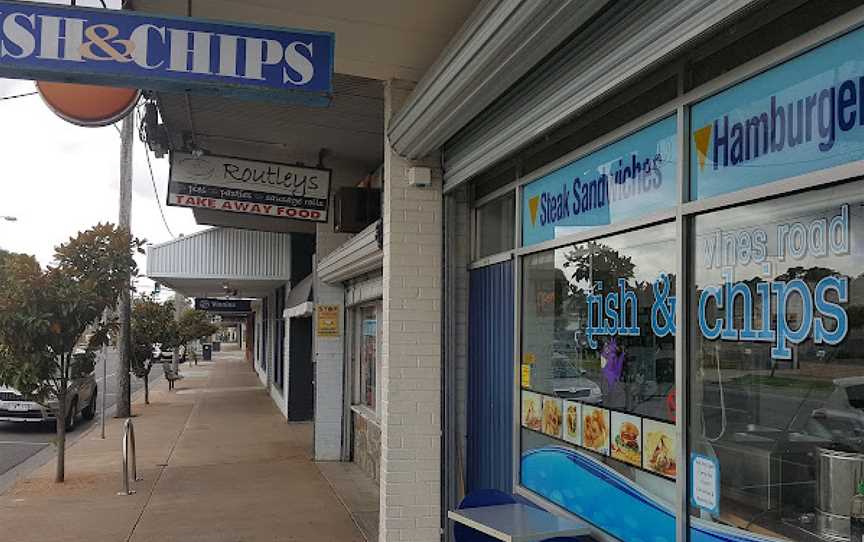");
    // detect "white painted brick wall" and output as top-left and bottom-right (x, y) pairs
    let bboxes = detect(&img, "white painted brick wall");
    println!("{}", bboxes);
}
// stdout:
(379, 79), (443, 542)
(314, 221), (350, 460)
